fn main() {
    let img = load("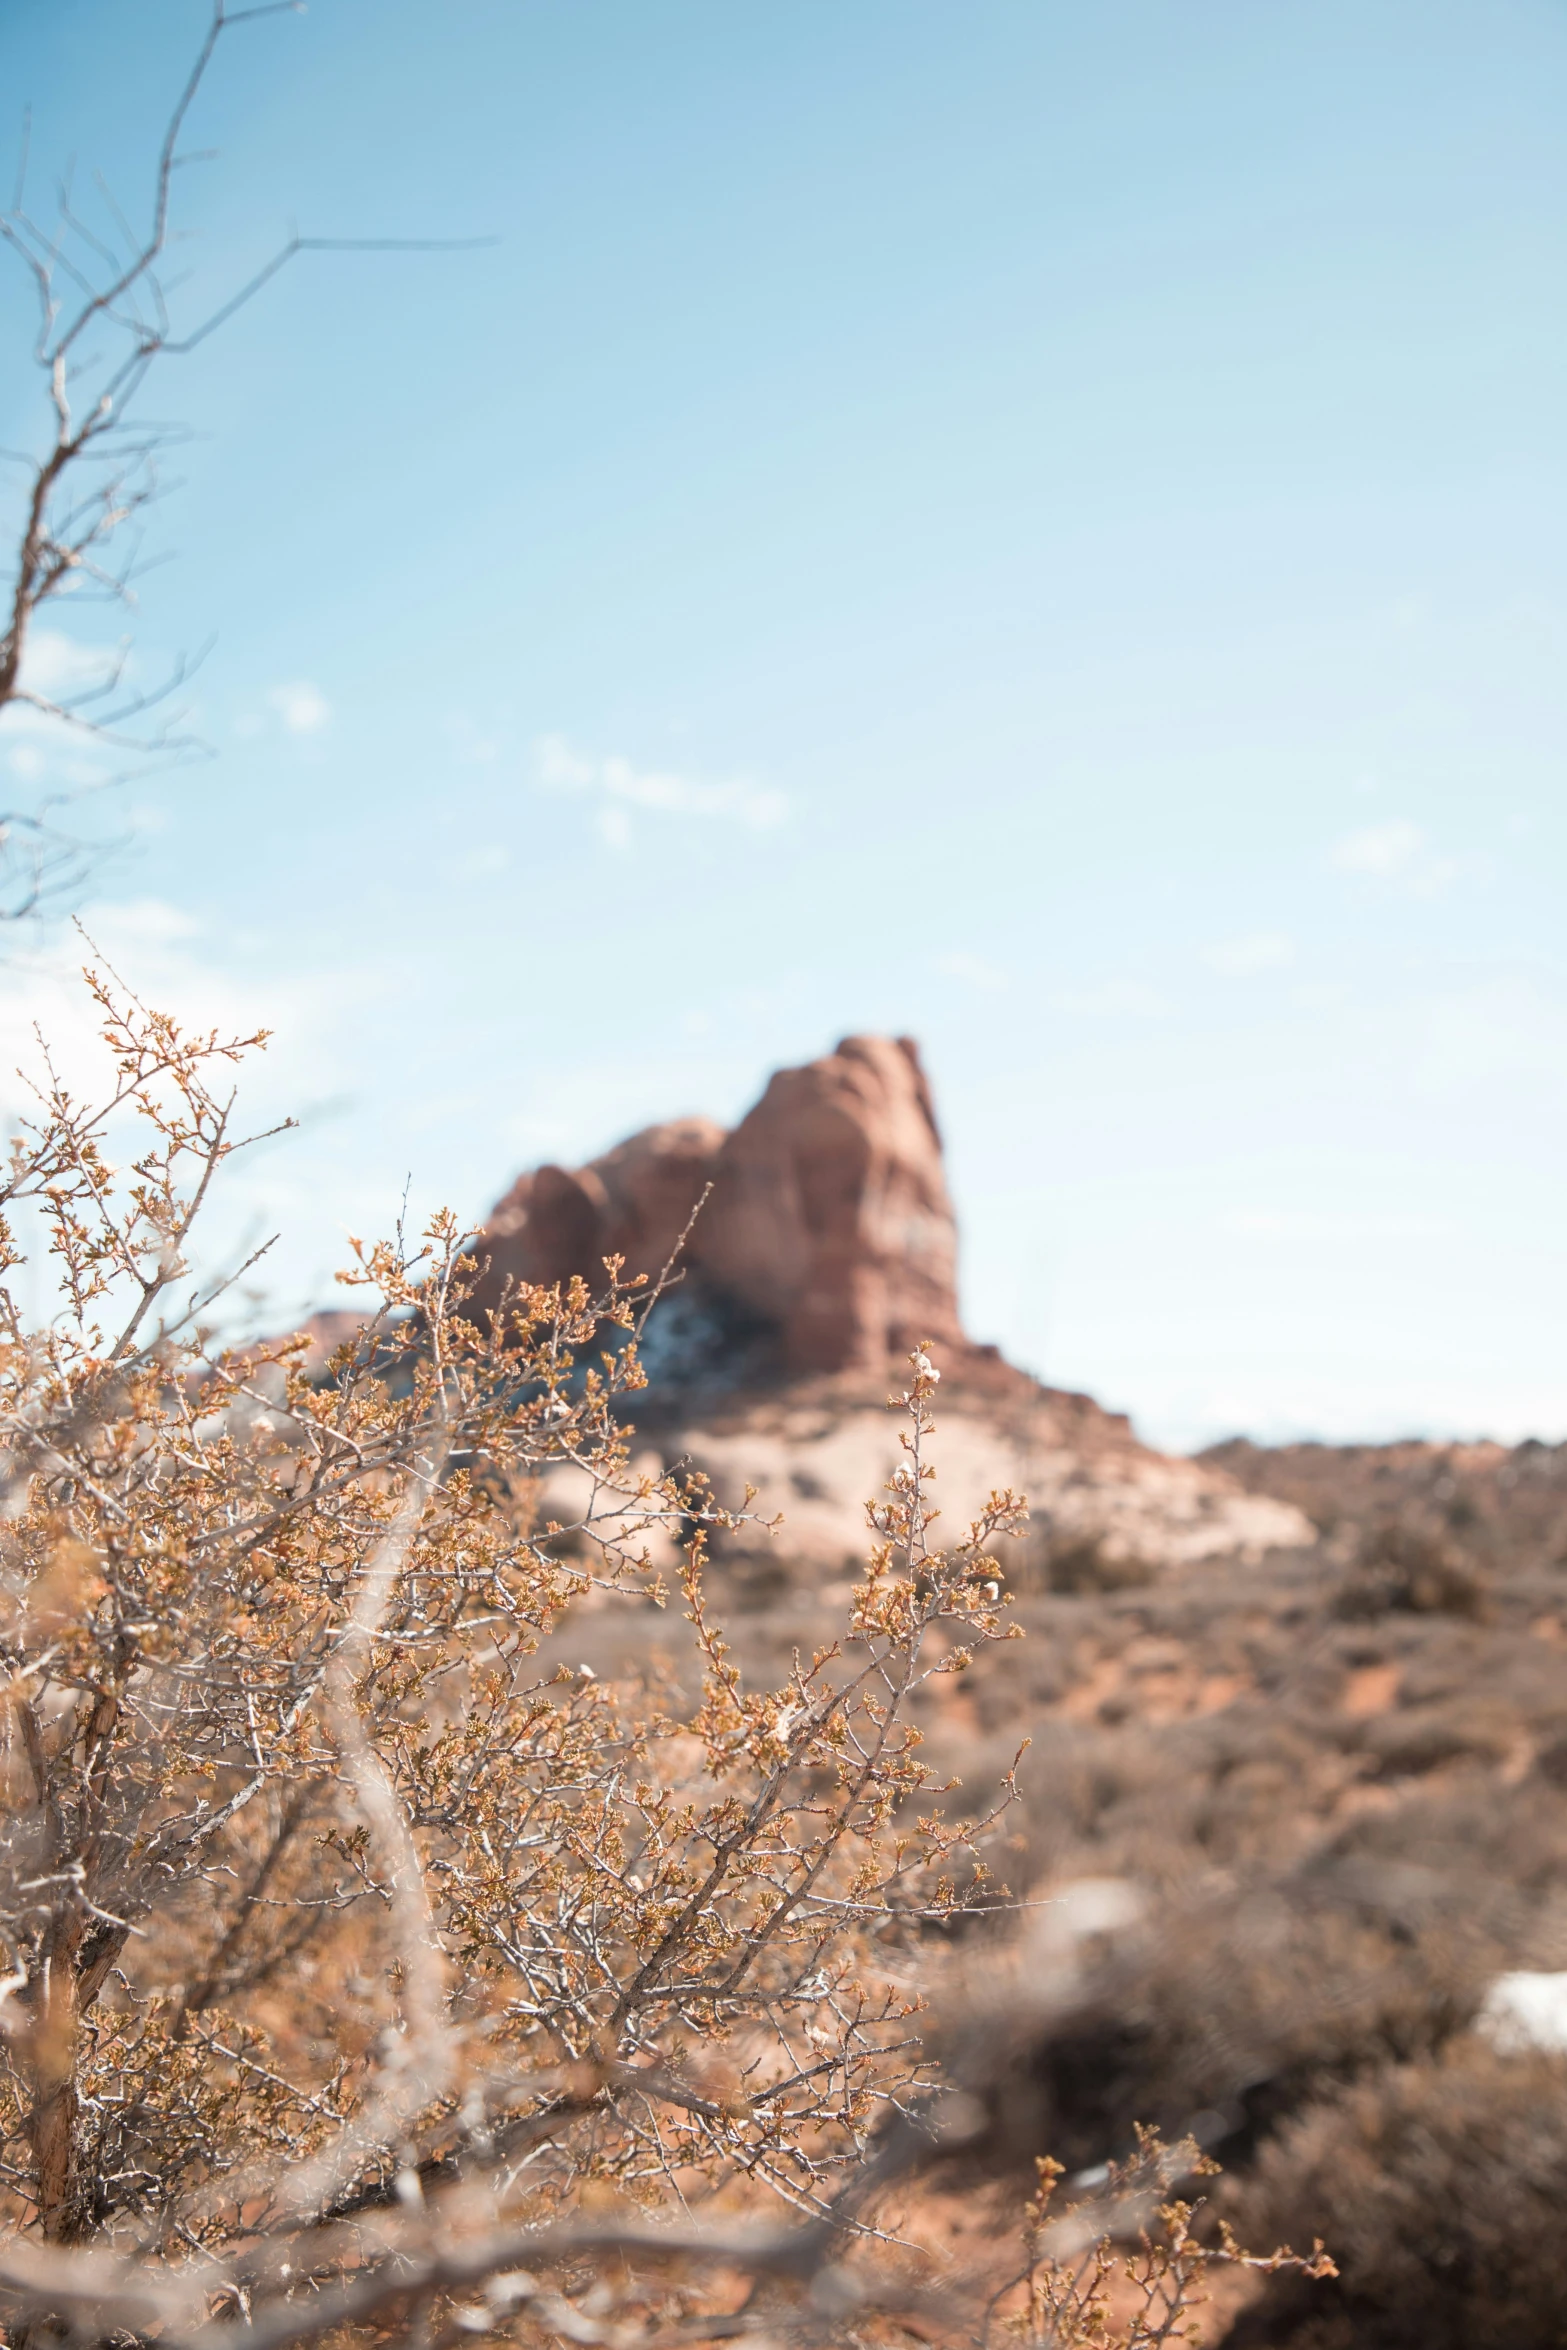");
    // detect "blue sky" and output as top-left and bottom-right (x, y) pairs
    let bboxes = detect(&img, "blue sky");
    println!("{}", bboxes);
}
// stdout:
(2, 0), (1566, 1448)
